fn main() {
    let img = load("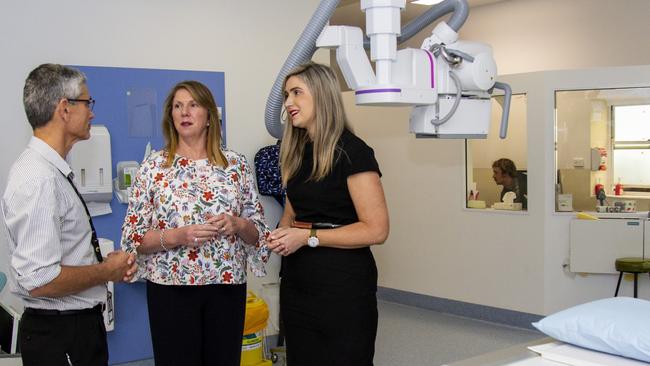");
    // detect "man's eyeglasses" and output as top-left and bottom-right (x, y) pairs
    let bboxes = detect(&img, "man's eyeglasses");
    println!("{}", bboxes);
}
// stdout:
(68, 97), (95, 111)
